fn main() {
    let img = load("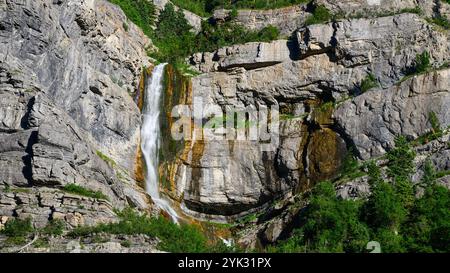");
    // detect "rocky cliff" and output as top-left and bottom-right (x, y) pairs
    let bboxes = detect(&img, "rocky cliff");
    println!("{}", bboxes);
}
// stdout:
(0, 0), (153, 231)
(172, 11), (449, 222)
(0, 0), (449, 253)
